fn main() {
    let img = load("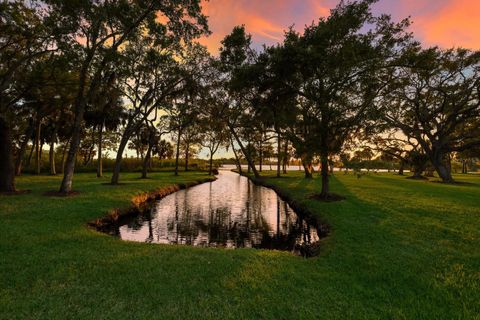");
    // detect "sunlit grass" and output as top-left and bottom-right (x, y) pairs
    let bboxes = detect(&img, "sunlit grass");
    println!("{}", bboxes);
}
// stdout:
(1, 171), (479, 319)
